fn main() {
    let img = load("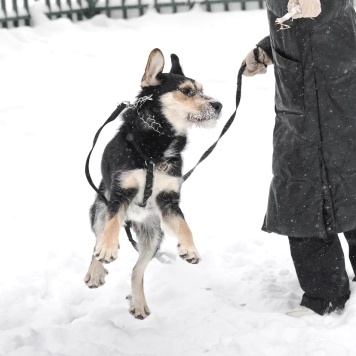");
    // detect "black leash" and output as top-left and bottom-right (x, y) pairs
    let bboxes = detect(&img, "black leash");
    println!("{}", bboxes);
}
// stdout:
(183, 64), (246, 181)
(85, 102), (129, 205)
(85, 64), (246, 254)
